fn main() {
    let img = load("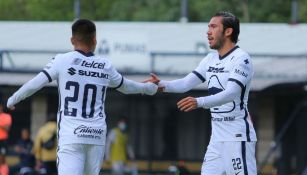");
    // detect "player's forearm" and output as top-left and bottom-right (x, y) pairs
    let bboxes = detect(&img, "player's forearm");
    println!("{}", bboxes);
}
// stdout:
(159, 73), (202, 93)
(7, 72), (49, 107)
(117, 78), (157, 95)
(196, 82), (241, 109)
